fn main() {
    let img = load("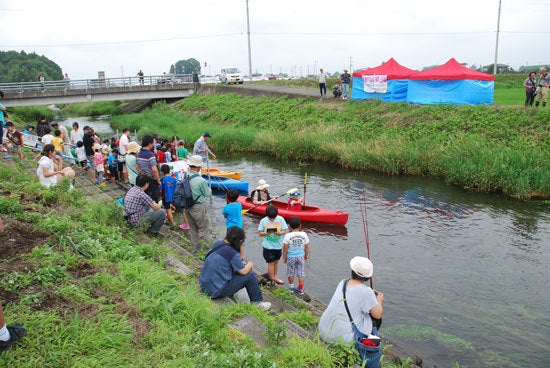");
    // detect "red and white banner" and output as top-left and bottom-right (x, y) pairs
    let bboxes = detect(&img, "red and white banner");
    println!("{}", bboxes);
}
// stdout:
(362, 75), (388, 93)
